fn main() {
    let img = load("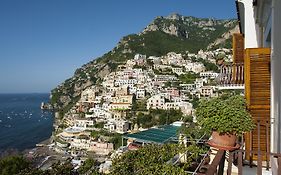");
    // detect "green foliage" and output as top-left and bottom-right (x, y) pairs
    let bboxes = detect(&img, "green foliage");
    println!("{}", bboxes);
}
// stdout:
(218, 89), (244, 97)
(196, 95), (255, 135)
(0, 156), (78, 175)
(190, 95), (200, 109)
(91, 170), (102, 175)
(55, 137), (68, 145)
(153, 67), (174, 75)
(178, 72), (200, 84)
(132, 99), (147, 112)
(90, 129), (112, 138)
(0, 155), (31, 175)
(93, 122), (105, 129)
(109, 134), (123, 149)
(110, 144), (205, 175)
(107, 62), (119, 71)
(133, 64), (147, 70)
(182, 115), (193, 123)
(180, 122), (209, 143)
(60, 95), (80, 115)
(78, 158), (95, 174)
(197, 58), (219, 72)
(205, 79), (218, 86)
(164, 81), (181, 89)
(48, 161), (74, 175)
(136, 109), (183, 128)
(90, 130), (122, 148)
(209, 37), (232, 50)
(50, 90), (62, 105)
